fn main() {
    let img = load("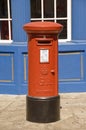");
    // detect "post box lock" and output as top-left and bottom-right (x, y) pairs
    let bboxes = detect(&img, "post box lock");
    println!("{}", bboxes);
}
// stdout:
(50, 69), (55, 74)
